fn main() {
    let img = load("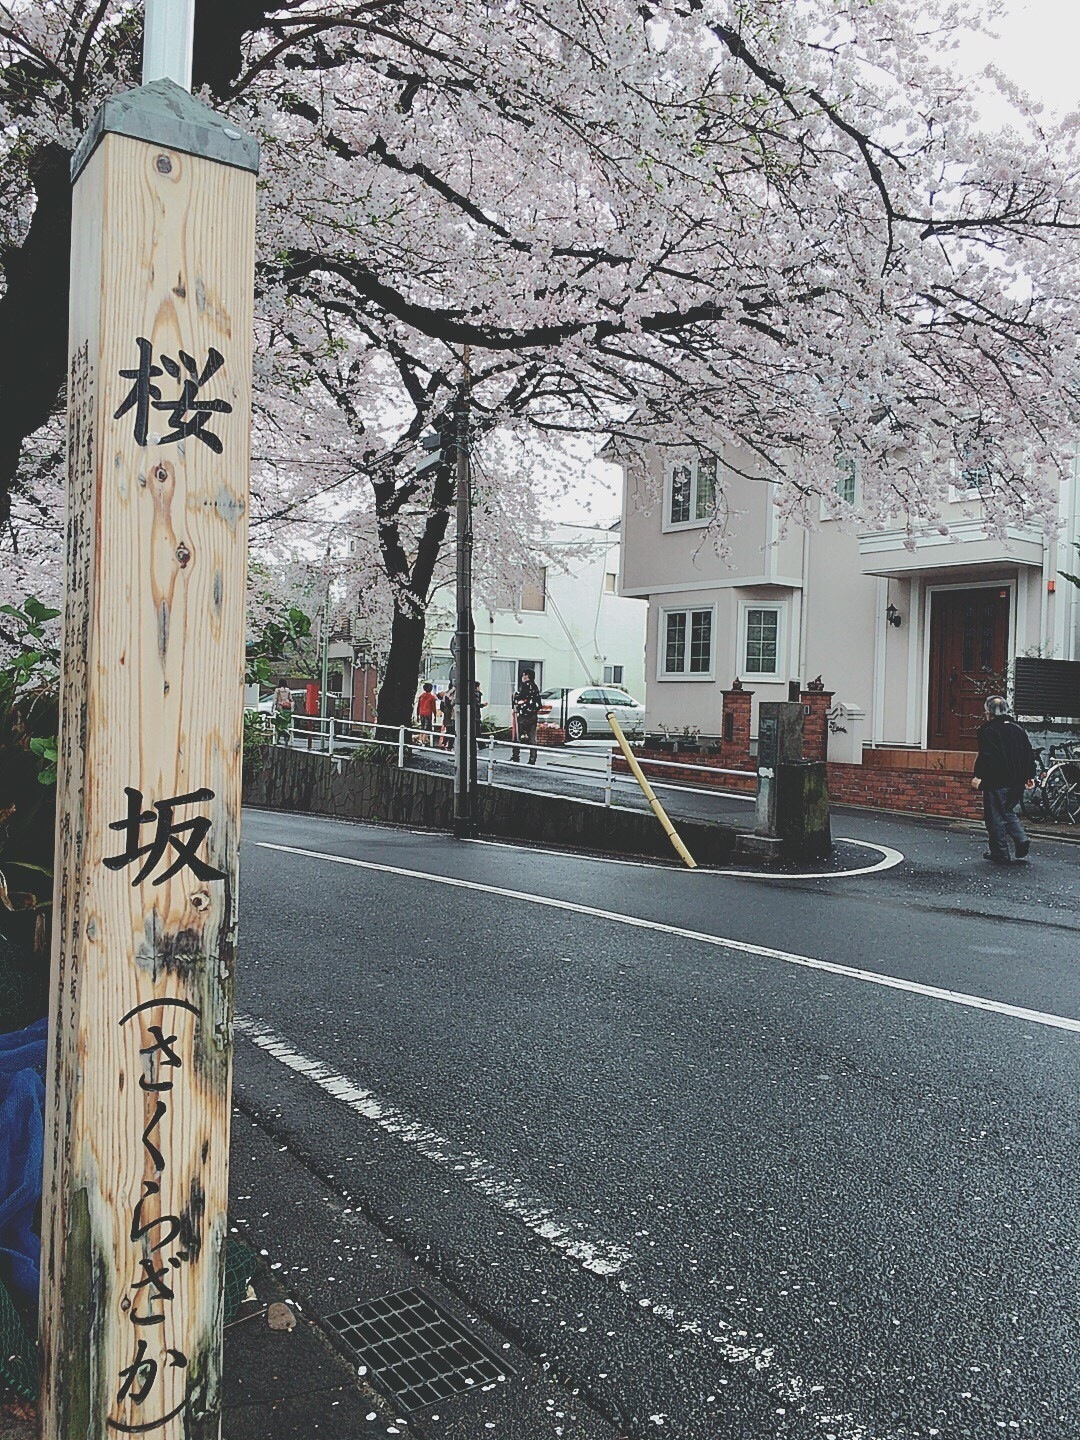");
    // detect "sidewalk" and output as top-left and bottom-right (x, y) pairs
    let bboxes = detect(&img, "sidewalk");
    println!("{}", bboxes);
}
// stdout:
(2, 1107), (624, 1440)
